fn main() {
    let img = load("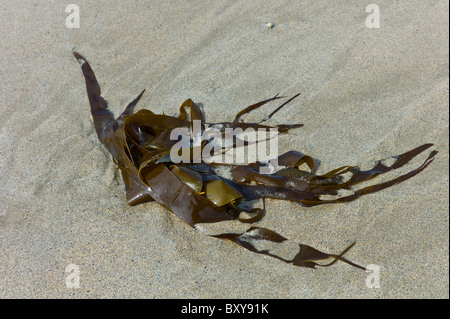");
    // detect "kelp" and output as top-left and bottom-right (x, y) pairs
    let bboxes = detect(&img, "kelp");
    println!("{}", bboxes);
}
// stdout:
(74, 52), (438, 270)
